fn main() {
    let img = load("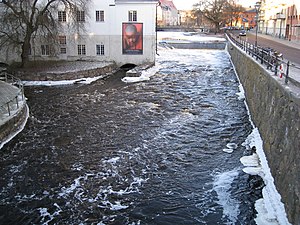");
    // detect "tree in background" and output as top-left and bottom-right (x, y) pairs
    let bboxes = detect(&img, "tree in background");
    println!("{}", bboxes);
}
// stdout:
(225, 0), (245, 28)
(0, 0), (90, 67)
(193, 0), (244, 33)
